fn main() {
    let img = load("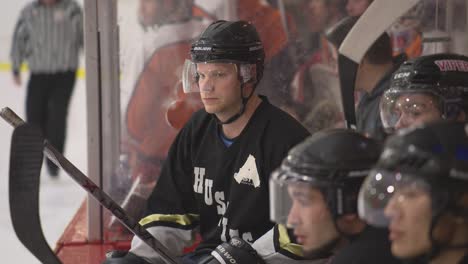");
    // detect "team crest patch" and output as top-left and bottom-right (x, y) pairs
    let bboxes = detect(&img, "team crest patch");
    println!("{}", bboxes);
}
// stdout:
(234, 154), (260, 188)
